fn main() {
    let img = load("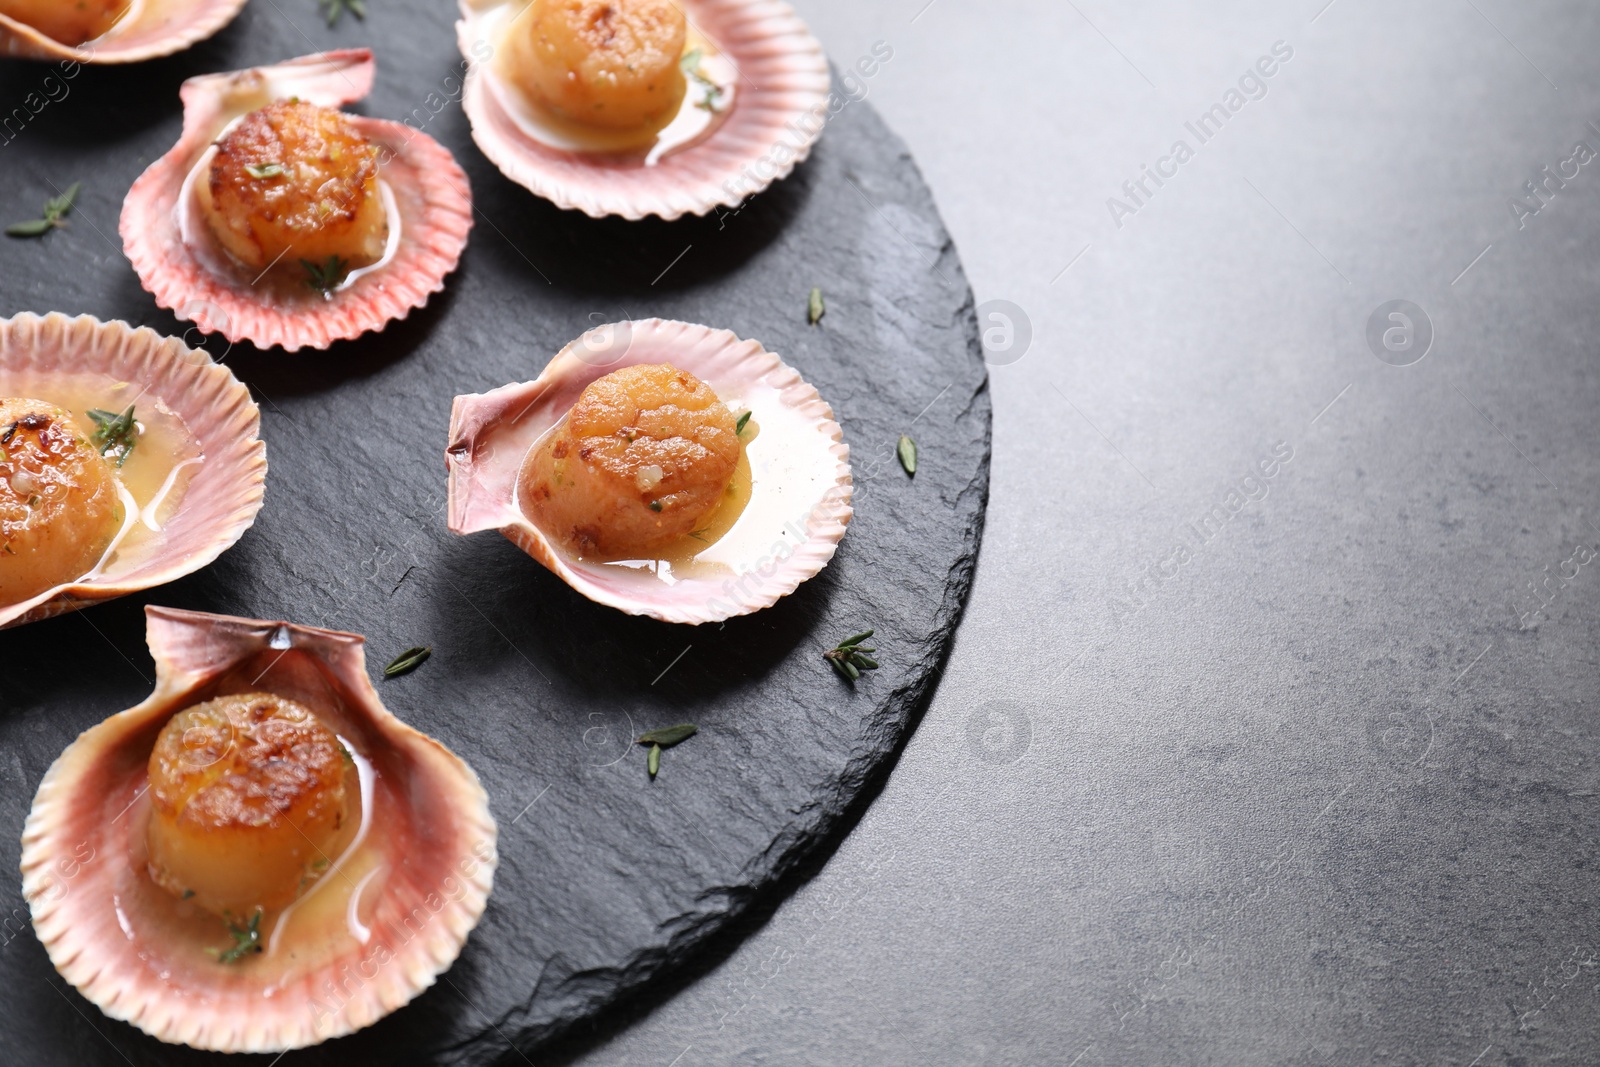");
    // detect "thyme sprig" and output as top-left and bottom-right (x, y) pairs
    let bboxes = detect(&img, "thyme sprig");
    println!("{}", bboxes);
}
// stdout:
(824, 630), (879, 682)
(86, 405), (138, 467)
(680, 48), (724, 112)
(637, 723), (697, 779)
(302, 254), (349, 294)
(213, 909), (263, 964)
(7, 182), (81, 238)
(319, 0), (365, 26)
